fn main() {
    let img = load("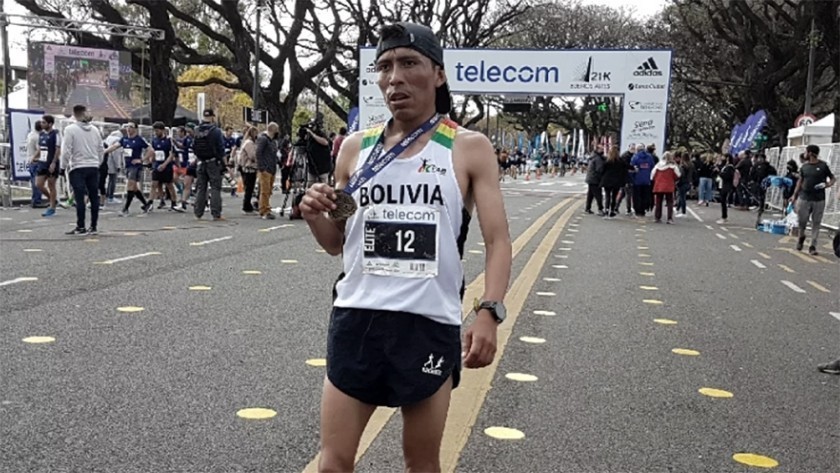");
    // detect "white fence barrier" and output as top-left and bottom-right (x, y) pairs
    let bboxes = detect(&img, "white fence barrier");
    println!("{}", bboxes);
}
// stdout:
(765, 143), (838, 230)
